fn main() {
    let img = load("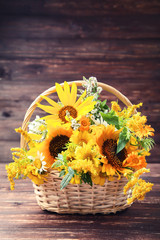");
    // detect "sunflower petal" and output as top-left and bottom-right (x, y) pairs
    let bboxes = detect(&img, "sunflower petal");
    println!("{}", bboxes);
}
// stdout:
(71, 82), (77, 105)
(74, 90), (86, 108)
(40, 114), (59, 121)
(40, 95), (61, 109)
(76, 96), (96, 112)
(56, 83), (68, 105)
(64, 81), (72, 105)
(78, 104), (95, 118)
(37, 103), (58, 115)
